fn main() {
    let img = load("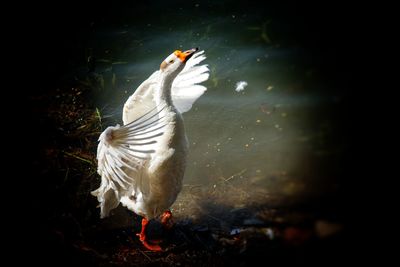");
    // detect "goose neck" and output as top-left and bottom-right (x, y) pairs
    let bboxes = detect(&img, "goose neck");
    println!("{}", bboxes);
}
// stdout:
(156, 73), (174, 106)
